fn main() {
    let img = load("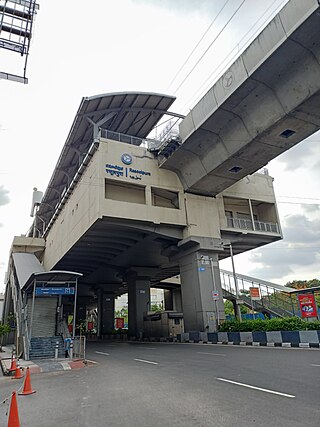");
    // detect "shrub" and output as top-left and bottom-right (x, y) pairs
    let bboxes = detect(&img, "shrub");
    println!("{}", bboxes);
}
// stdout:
(218, 317), (320, 332)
